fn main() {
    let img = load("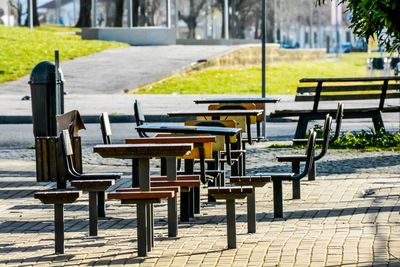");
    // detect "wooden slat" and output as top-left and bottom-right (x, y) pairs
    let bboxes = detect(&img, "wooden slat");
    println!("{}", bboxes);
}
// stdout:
(300, 76), (400, 83)
(35, 138), (44, 182)
(116, 186), (180, 192)
(297, 84), (400, 93)
(150, 180), (200, 187)
(126, 136), (216, 144)
(34, 191), (80, 204)
(48, 138), (58, 180)
(150, 175), (200, 181)
(208, 186), (253, 194)
(71, 179), (115, 191)
(194, 97), (281, 104)
(295, 92), (400, 102)
(94, 143), (193, 158)
(108, 191), (175, 200)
